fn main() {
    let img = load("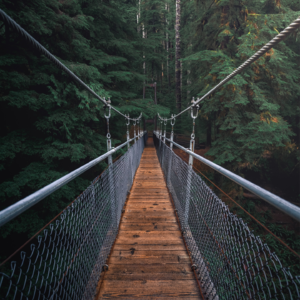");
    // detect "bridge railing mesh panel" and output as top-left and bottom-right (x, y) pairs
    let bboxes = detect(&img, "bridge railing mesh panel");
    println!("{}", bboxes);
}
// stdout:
(0, 134), (147, 300)
(154, 134), (299, 300)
